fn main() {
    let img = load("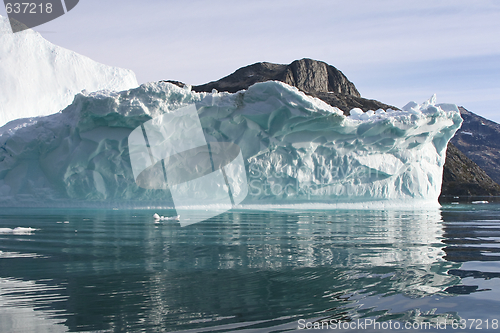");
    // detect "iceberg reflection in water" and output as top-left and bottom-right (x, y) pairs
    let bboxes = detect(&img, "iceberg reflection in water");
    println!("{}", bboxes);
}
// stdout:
(2, 206), (500, 332)
(0, 278), (68, 333)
